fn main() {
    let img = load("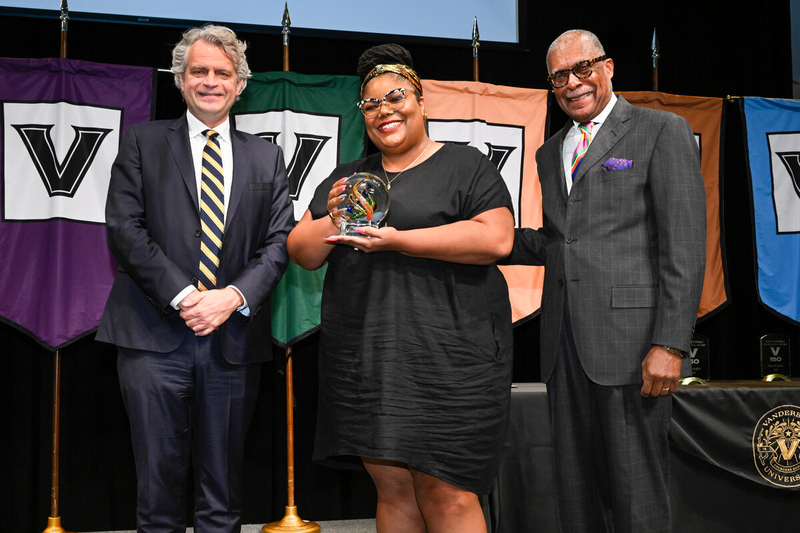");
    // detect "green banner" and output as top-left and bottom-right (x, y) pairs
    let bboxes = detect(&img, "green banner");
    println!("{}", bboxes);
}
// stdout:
(232, 71), (364, 346)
